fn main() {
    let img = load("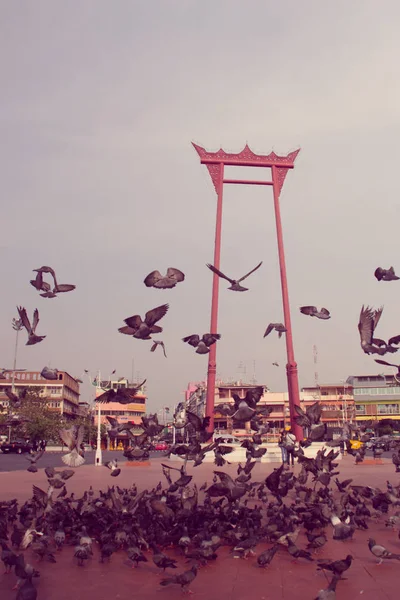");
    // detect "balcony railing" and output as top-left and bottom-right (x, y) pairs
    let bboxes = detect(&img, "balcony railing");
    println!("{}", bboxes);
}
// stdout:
(377, 405), (400, 415)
